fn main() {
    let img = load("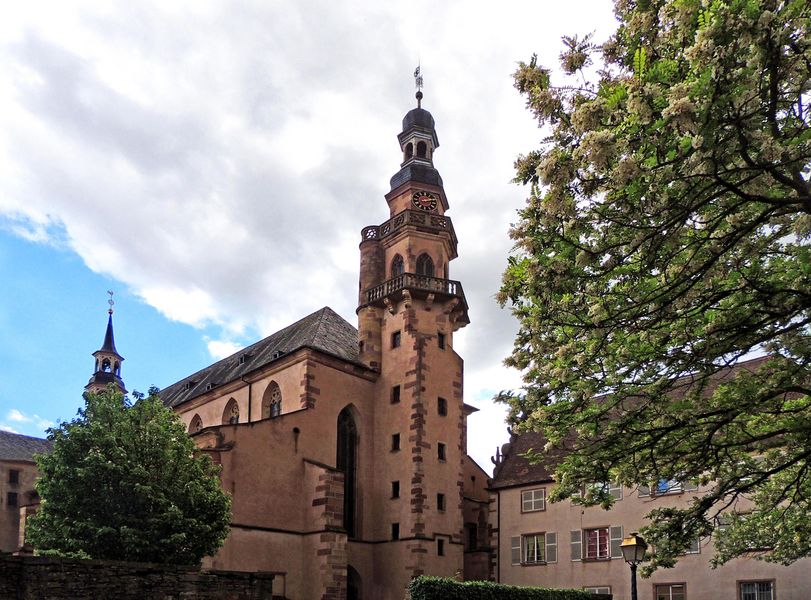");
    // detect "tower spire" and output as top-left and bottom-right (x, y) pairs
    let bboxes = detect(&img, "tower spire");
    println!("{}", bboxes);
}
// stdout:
(85, 293), (126, 394)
